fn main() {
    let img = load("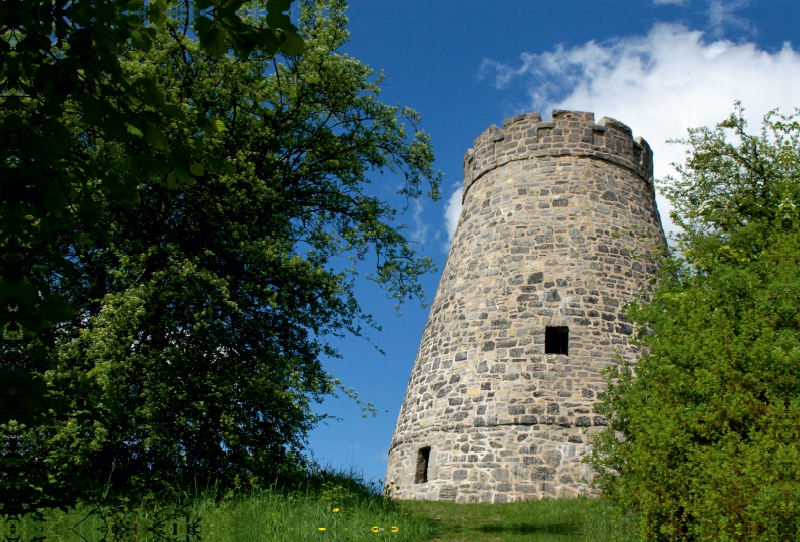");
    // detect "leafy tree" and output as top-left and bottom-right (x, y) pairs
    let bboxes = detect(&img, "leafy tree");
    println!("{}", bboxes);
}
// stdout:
(590, 105), (800, 540)
(1, 0), (304, 401)
(3, 0), (440, 512)
(2, 0), (306, 511)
